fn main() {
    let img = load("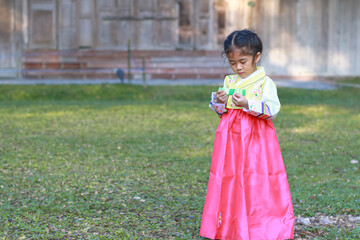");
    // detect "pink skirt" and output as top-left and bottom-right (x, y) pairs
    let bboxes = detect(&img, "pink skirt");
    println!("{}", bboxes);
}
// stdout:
(200, 109), (294, 240)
